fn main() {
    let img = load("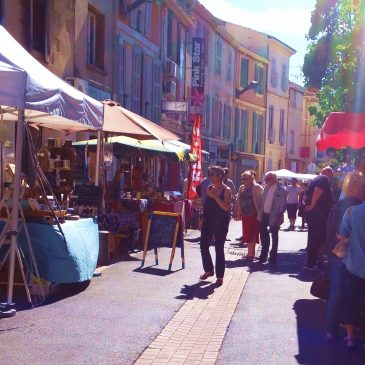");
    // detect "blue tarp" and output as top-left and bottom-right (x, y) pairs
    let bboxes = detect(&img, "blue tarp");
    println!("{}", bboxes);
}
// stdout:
(1, 218), (99, 283)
